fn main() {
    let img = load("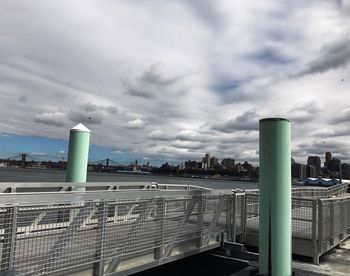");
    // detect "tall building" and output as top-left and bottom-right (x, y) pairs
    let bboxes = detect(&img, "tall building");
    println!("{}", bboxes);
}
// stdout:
(292, 163), (307, 180)
(221, 158), (235, 169)
(329, 158), (341, 173)
(307, 165), (316, 178)
(307, 156), (321, 176)
(325, 152), (332, 170)
(341, 163), (350, 179)
(210, 156), (219, 167)
(202, 153), (211, 170)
